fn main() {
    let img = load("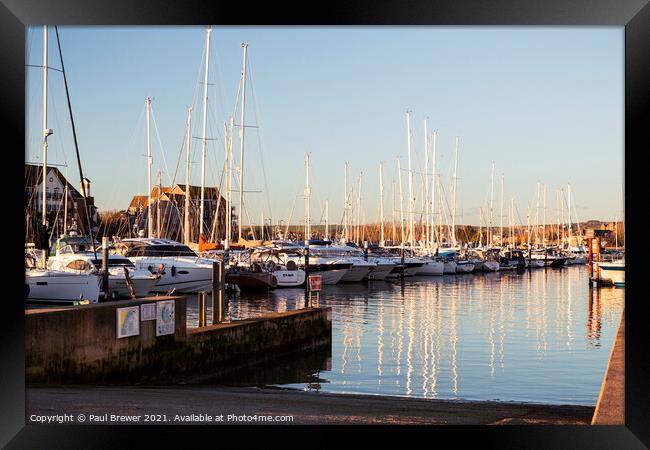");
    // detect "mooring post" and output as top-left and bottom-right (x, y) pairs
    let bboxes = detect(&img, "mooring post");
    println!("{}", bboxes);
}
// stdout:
(363, 240), (369, 261)
(101, 237), (109, 300)
(400, 243), (405, 280)
(304, 241), (310, 308)
(198, 291), (205, 327)
(211, 259), (224, 324)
